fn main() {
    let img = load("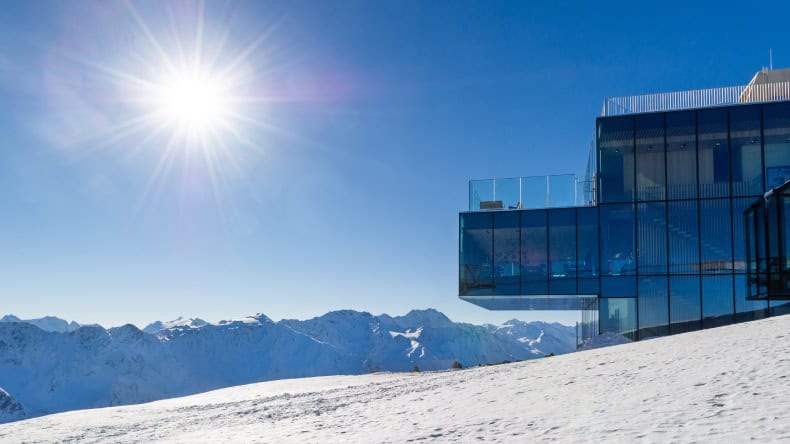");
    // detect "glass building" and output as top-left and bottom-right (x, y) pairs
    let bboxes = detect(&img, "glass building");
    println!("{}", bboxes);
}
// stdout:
(459, 69), (790, 341)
